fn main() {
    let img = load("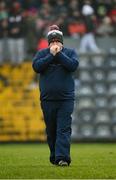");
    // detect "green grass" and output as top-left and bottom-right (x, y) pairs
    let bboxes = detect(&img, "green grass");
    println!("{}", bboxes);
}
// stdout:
(0, 143), (116, 179)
